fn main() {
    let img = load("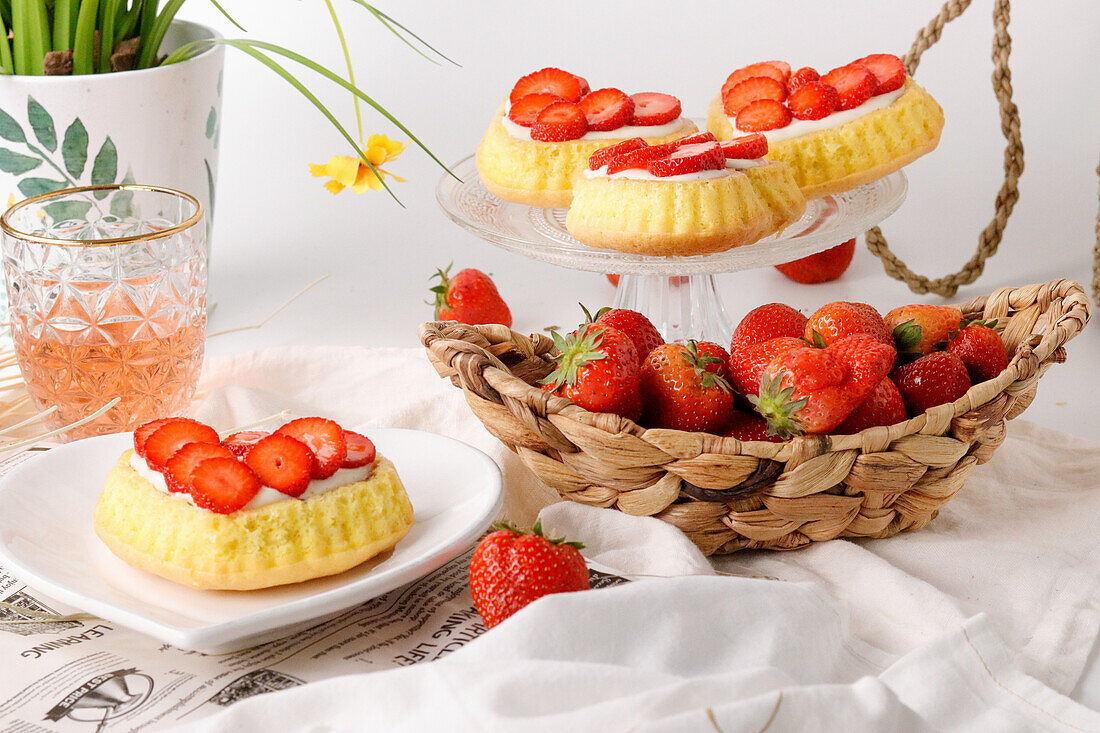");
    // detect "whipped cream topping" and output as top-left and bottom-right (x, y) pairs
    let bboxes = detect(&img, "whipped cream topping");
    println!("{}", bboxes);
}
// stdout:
(129, 451), (372, 511)
(728, 87), (905, 144)
(582, 157), (768, 182)
(500, 108), (692, 142)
